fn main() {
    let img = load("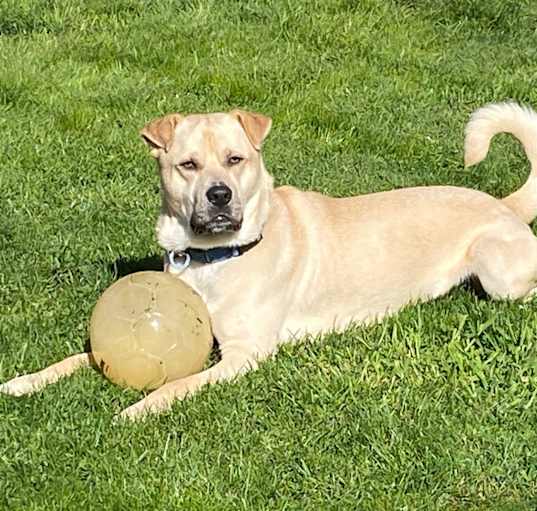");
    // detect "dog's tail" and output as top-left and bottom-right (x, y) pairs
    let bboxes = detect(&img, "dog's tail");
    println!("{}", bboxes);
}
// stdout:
(464, 102), (537, 224)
